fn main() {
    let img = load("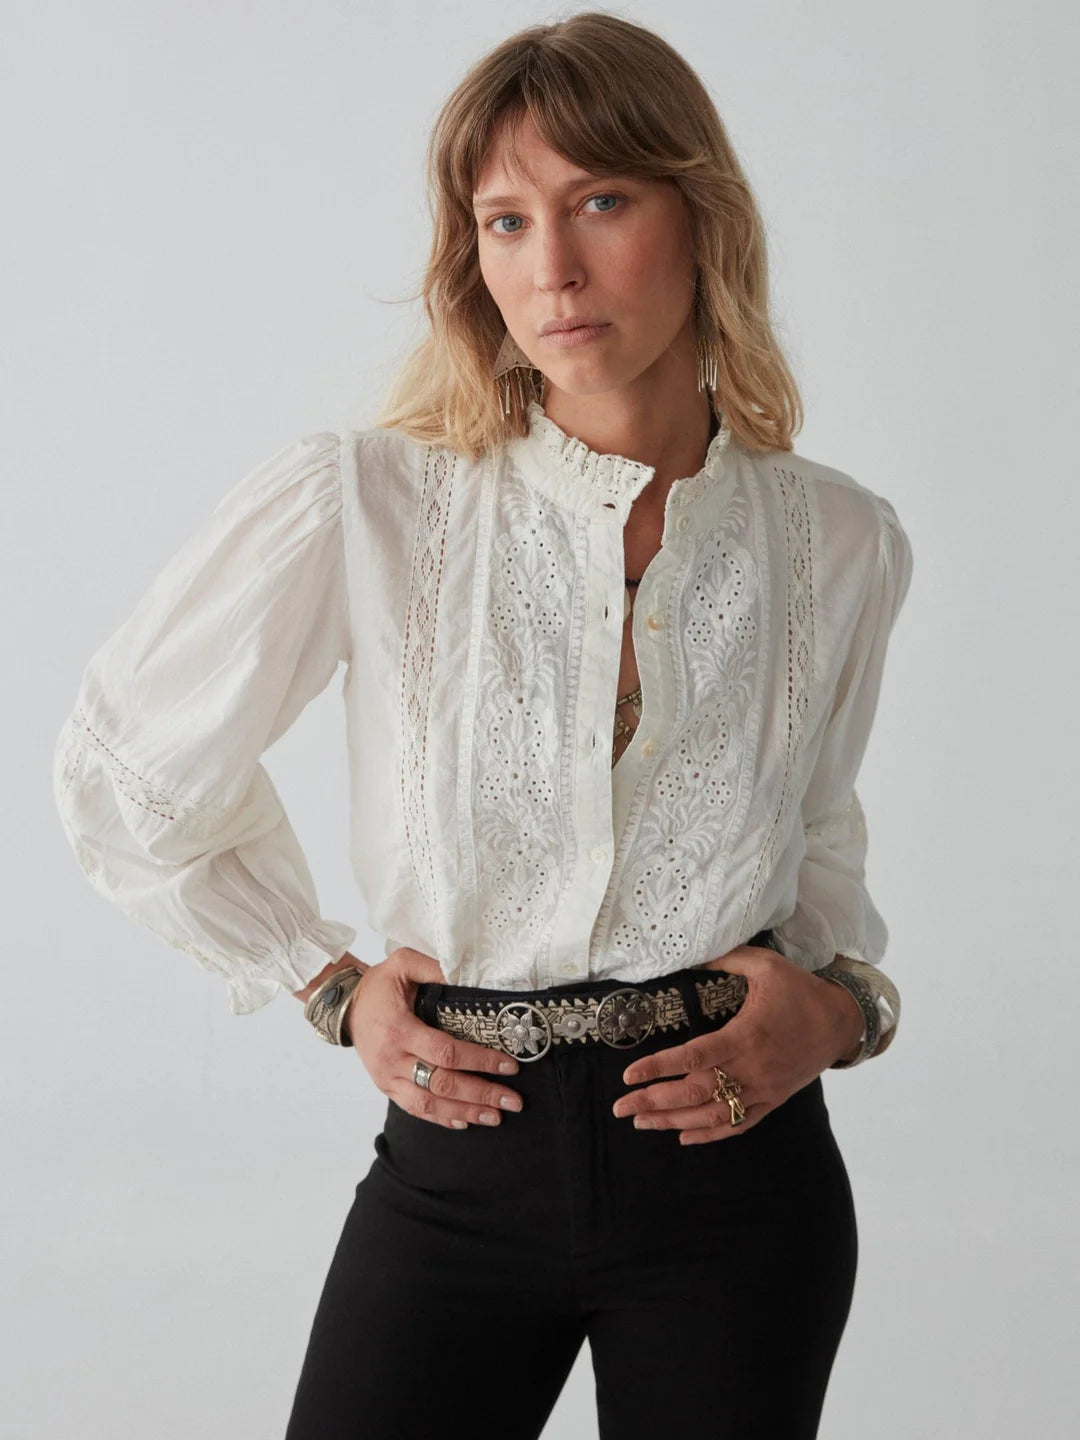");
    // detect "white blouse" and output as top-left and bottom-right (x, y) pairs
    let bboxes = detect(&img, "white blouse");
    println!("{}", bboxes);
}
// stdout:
(53, 402), (913, 1053)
